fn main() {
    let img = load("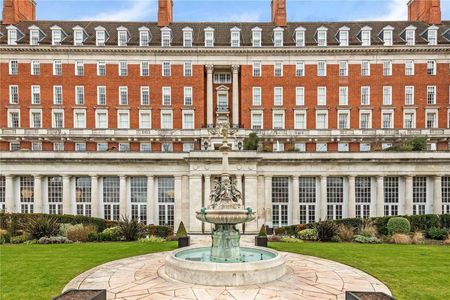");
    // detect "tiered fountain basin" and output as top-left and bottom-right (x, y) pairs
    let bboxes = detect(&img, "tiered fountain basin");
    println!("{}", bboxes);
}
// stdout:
(164, 246), (286, 286)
